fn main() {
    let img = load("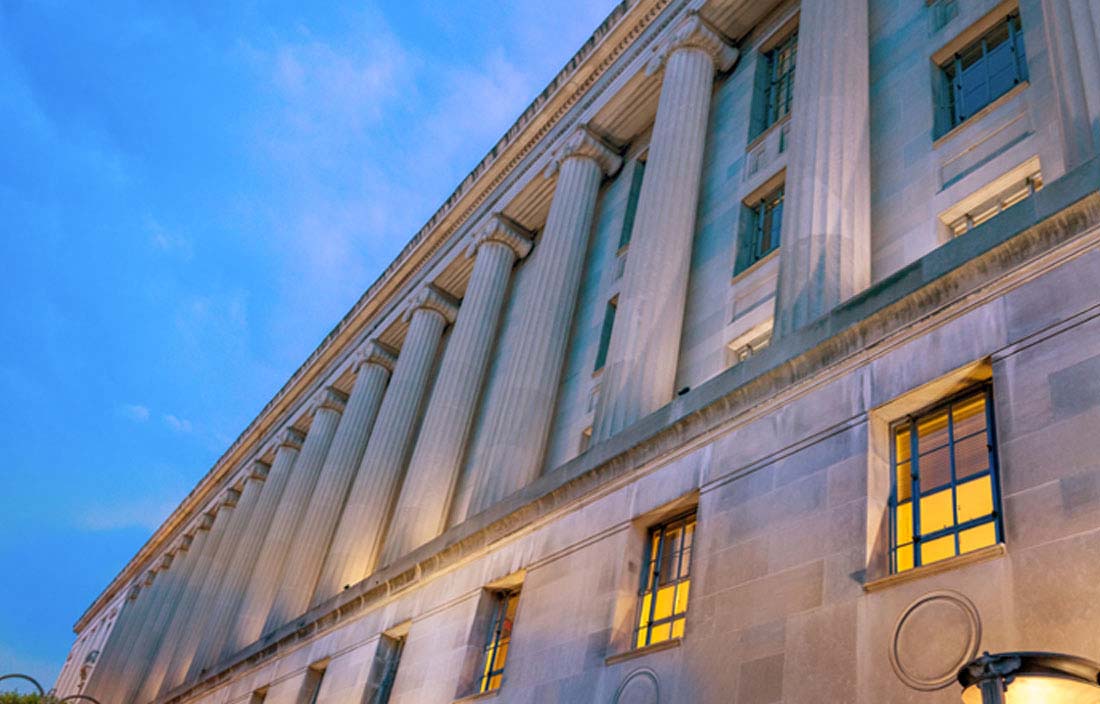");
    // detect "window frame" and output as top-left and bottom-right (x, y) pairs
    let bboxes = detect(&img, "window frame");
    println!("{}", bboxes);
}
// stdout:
(594, 296), (618, 373)
(939, 11), (1027, 131)
(736, 184), (784, 274)
(635, 509), (696, 649)
(478, 587), (520, 693)
(888, 384), (1003, 574)
(761, 30), (798, 133)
